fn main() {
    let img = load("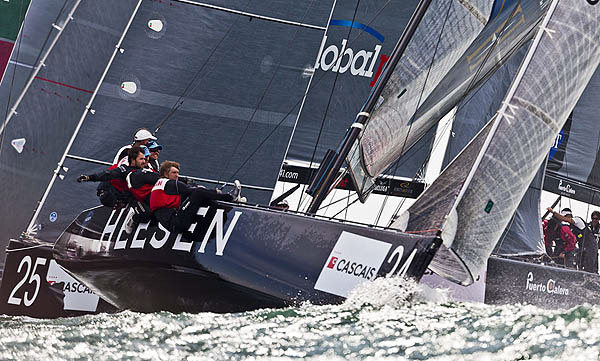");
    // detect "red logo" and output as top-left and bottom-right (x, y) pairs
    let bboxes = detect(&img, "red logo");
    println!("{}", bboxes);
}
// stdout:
(327, 257), (339, 269)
